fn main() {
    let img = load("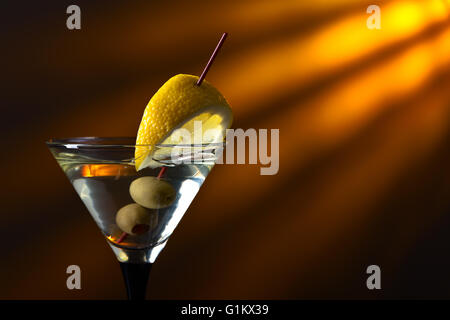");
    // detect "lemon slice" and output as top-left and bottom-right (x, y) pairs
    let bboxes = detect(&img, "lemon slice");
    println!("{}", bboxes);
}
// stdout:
(135, 74), (232, 170)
